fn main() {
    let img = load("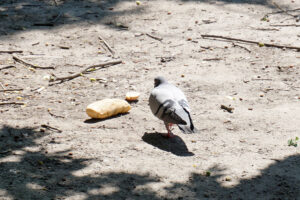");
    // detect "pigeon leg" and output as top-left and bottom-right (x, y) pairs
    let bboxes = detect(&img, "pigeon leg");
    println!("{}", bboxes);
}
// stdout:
(169, 123), (174, 130)
(163, 122), (175, 138)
